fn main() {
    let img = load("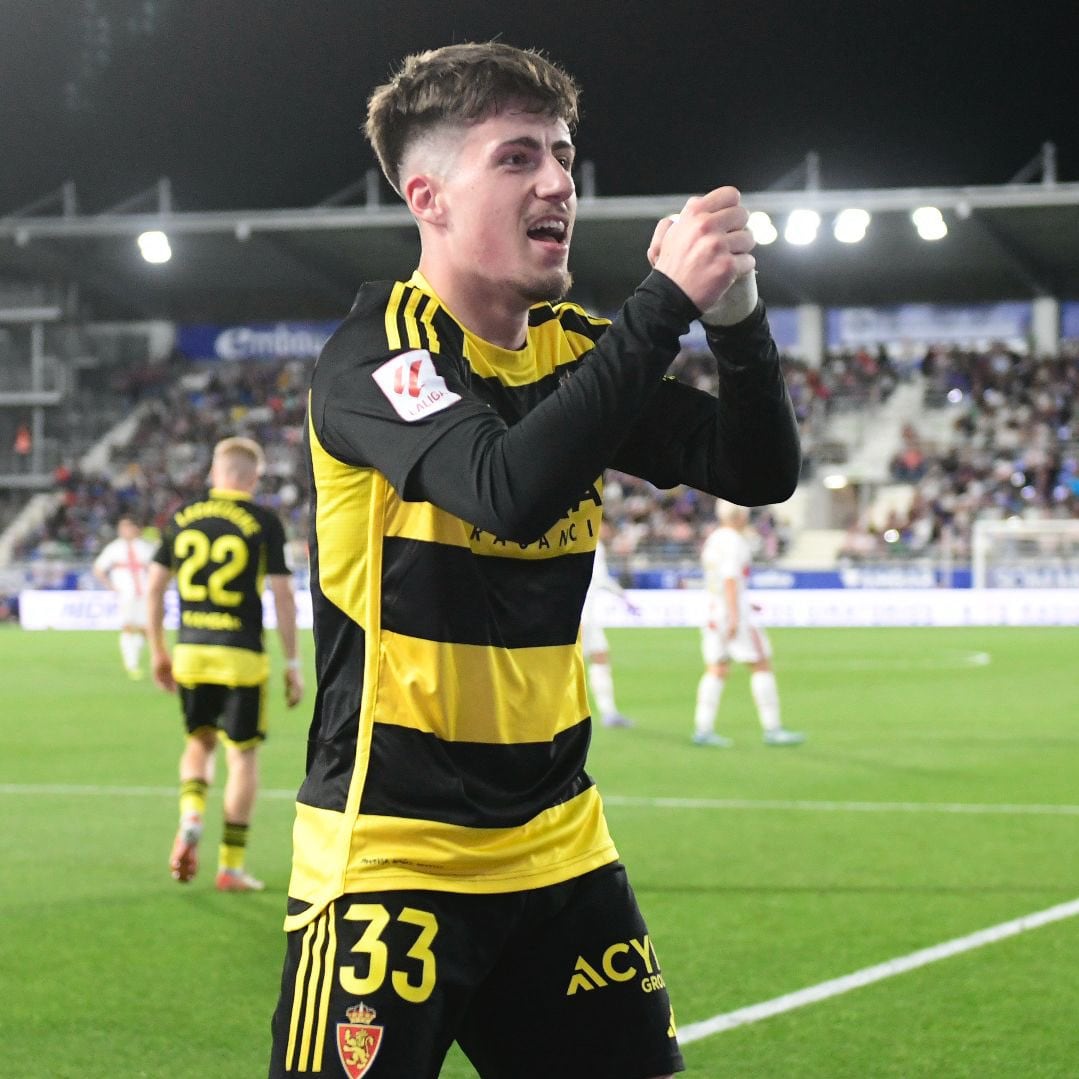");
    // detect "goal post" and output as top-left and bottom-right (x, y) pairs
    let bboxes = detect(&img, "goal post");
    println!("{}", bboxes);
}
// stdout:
(972, 518), (1079, 589)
